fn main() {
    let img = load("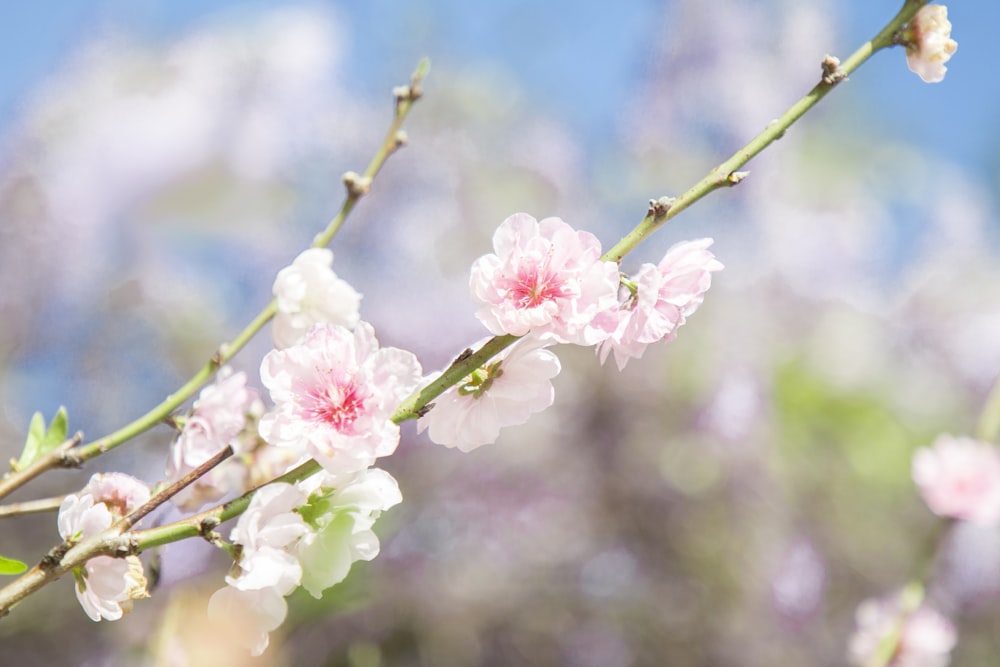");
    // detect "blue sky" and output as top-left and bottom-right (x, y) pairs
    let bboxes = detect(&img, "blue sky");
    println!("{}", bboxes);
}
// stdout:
(1, 1), (994, 178)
